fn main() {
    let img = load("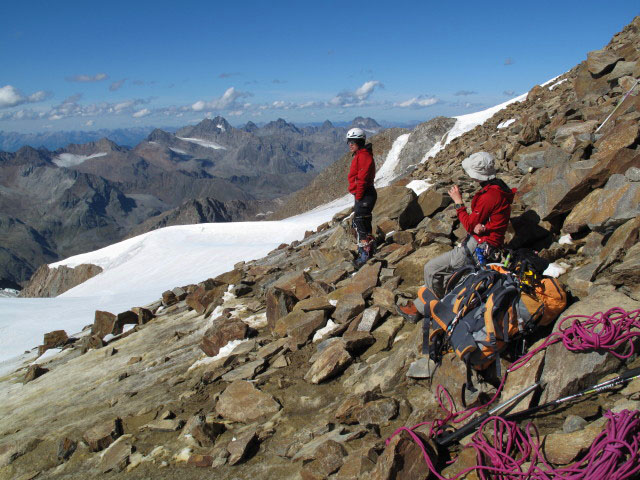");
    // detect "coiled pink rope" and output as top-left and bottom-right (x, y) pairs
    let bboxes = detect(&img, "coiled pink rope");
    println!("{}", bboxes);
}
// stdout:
(387, 307), (640, 479)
